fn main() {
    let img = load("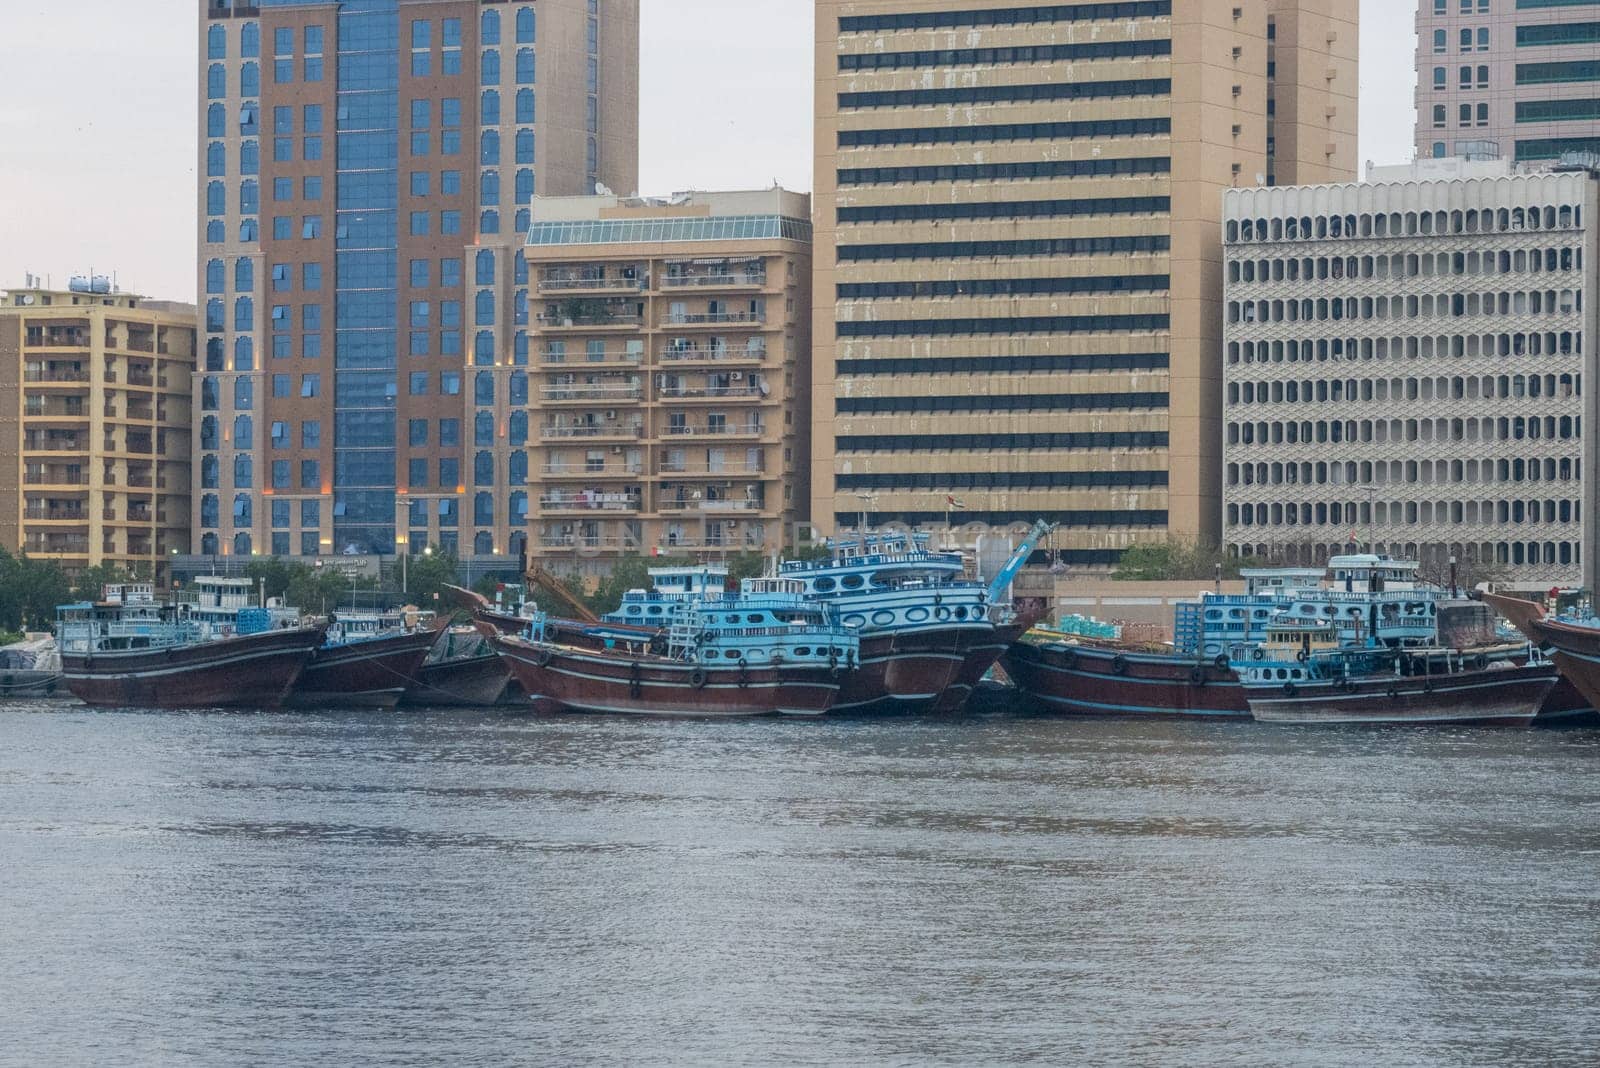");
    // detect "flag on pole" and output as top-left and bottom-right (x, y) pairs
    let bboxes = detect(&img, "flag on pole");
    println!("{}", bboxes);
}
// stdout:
(946, 495), (966, 510)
